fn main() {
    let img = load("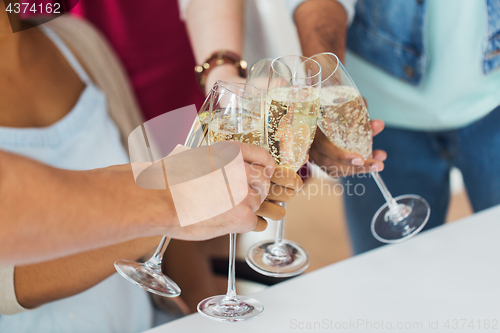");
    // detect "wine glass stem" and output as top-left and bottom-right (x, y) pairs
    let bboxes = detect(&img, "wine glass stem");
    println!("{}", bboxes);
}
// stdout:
(275, 202), (286, 245)
(225, 233), (237, 300)
(146, 236), (171, 270)
(371, 171), (399, 214)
